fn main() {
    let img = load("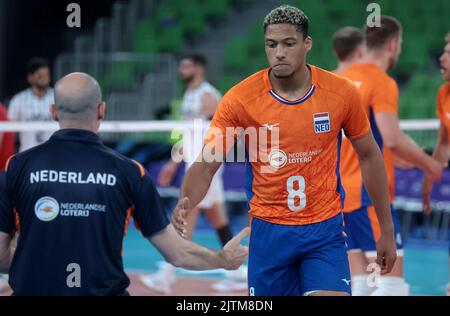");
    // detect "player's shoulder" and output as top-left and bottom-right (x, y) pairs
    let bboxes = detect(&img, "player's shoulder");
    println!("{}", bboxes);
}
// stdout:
(96, 144), (147, 179)
(374, 66), (398, 88)
(5, 141), (50, 172)
(201, 82), (222, 99)
(312, 65), (357, 97)
(372, 70), (398, 96)
(9, 89), (31, 103)
(438, 82), (450, 97)
(365, 64), (398, 91)
(202, 81), (220, 93)
(225, 69), (268, 102)
(346, 63), (397, 88)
